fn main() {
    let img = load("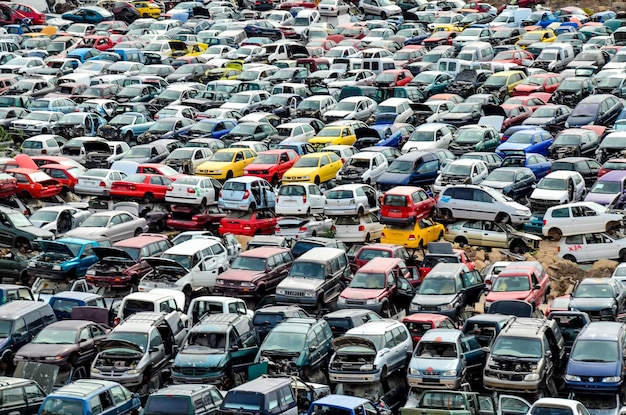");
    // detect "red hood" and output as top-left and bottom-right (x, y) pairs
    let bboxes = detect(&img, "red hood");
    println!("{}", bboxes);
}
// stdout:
(245, 163), (275, 171)
(219, 269), (265, 282)
(514, 85), (542, 93)
(486, 290), (532, 302)
(341, 287), (385, 300)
